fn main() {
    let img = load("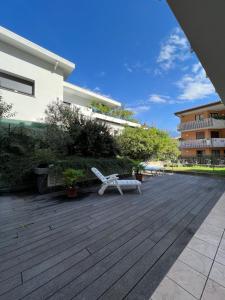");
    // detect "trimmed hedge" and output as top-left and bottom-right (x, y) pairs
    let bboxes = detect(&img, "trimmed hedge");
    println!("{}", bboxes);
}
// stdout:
(0, 156), (134, 192)
(50, 156), (134, 181)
